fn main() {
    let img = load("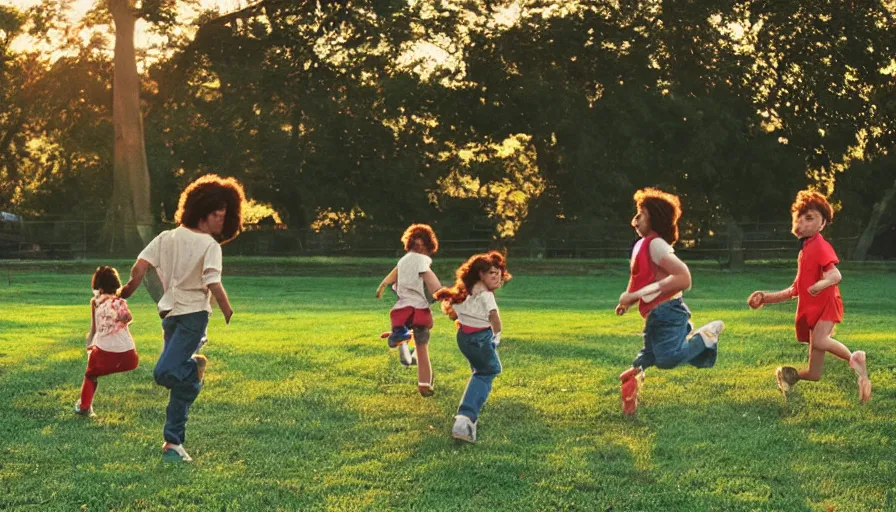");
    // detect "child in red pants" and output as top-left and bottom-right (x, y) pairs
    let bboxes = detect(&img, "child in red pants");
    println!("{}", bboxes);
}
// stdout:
(75, 266), (139, 417)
